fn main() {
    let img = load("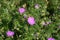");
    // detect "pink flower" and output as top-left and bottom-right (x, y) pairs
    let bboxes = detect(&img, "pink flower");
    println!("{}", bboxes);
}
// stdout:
(41, 21), (51, 26)
(19, 8), (25, 14)
(46, 21), (51, 25)
(27, 17), (35, 25)
(48, 37), (55, 40)
(6, 30), (14, 37)
(35, 4), (39, 9)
